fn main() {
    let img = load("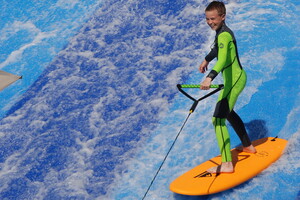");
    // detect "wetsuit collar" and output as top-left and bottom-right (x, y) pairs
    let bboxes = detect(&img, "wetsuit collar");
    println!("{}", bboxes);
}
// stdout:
(216, 22), (226, 35)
